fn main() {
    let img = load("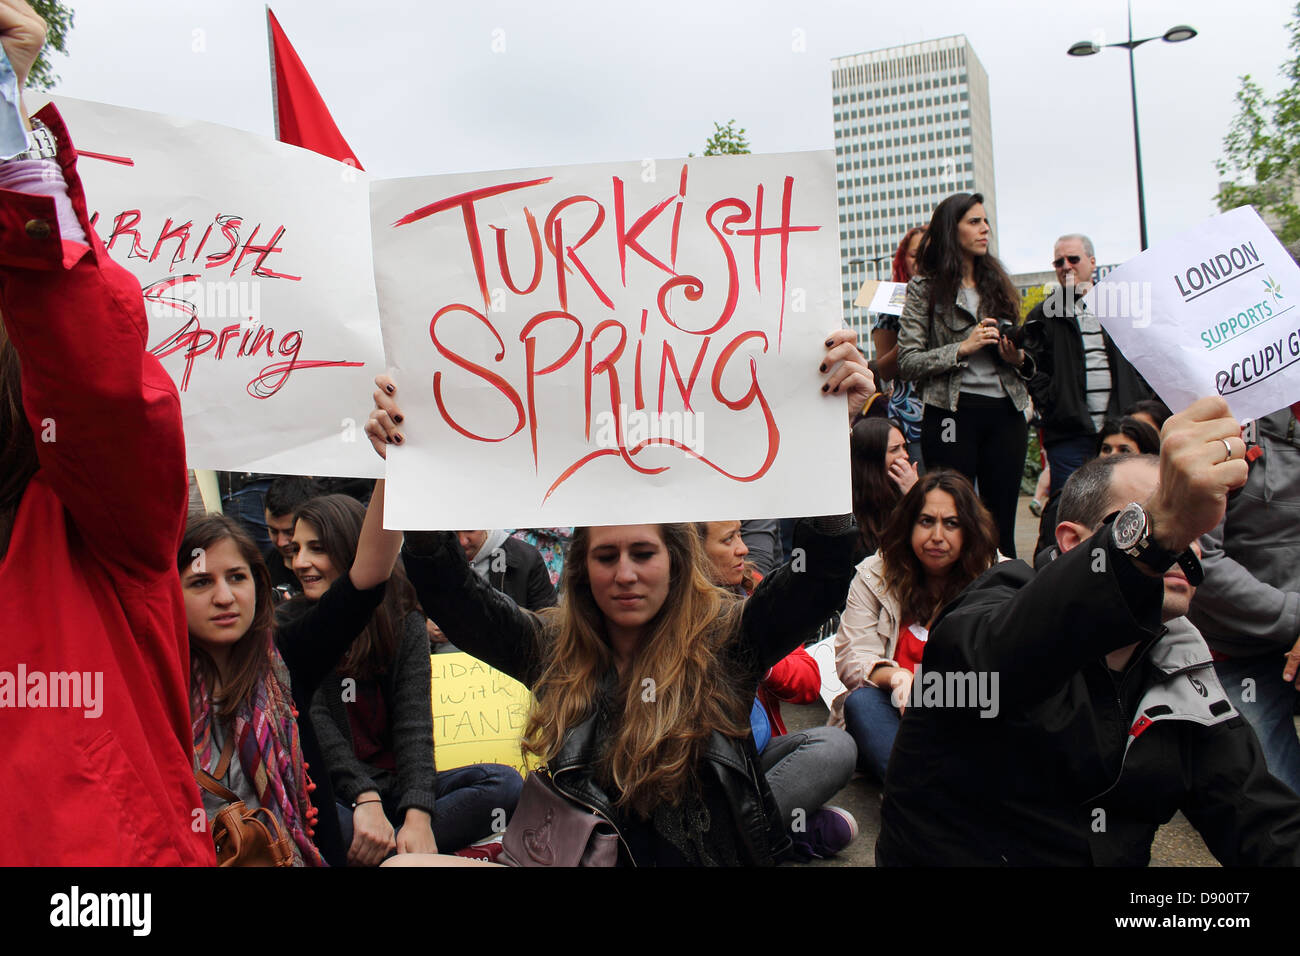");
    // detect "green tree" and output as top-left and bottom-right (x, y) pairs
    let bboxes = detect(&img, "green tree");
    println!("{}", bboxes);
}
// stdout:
(1216, 1), (1300, 245)
(703, 119), (750, 156)
(27, 0), (74, 90)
